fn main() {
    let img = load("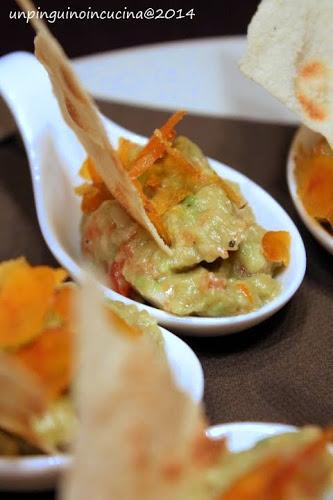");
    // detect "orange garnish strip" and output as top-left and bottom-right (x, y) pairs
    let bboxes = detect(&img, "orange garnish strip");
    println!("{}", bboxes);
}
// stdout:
(76, 157), (113, 214)
(219, 432), (330, 500)
(237, 283), (253, 303)
(0, 257), (71, 400)
(129, 110), (186, 179)
(154, 129), (245, 210)
(0, 258), (68, 351)
(0, 257), (152, 401)
(14, 325), (73, 401)
(295, 147), (333, 227)
(76, 110), (243, 234)
(75, 182), (112, 214)
(133, 179), (171, 245)
(262, 231), (291, 266)
(217, 179), (245, 209)
(117, 138), (141, 170)
(155, 129), (201, 178)
(79, 156), (103, 184)
(153, 188), (192, 216)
